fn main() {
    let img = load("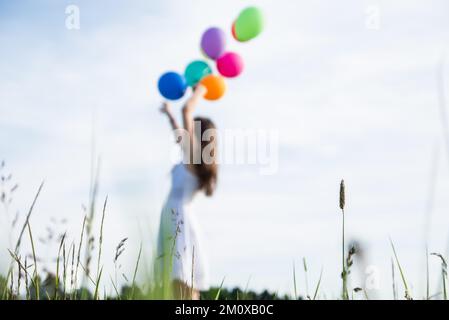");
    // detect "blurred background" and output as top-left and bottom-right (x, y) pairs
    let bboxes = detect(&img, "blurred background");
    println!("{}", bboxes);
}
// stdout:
(1, 0), (449, 299)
